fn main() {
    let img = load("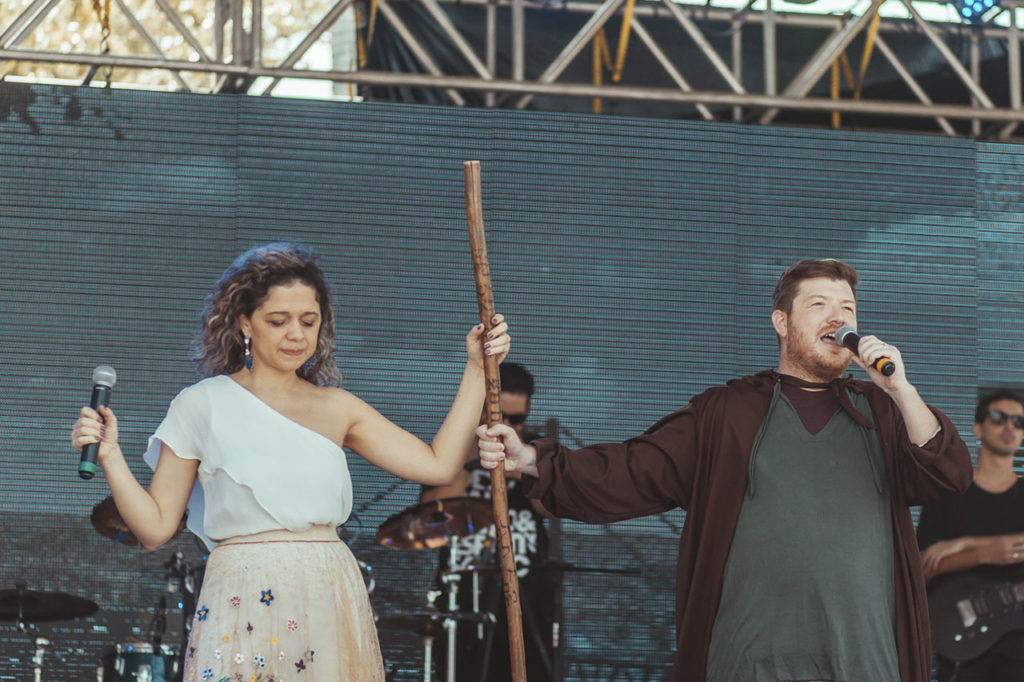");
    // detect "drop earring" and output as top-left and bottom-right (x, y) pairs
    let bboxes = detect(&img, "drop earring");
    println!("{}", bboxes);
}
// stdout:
(244, 336), (253, 371)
